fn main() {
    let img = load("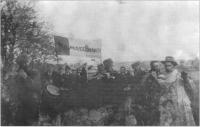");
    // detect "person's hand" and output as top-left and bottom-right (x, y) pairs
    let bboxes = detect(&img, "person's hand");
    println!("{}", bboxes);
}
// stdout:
(158, 74), (166, 80)
(110, 76), (115, 79)
(181, 71), (188, 81)
(151, 72), (157, 79)
(19, 70), (27, 78)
